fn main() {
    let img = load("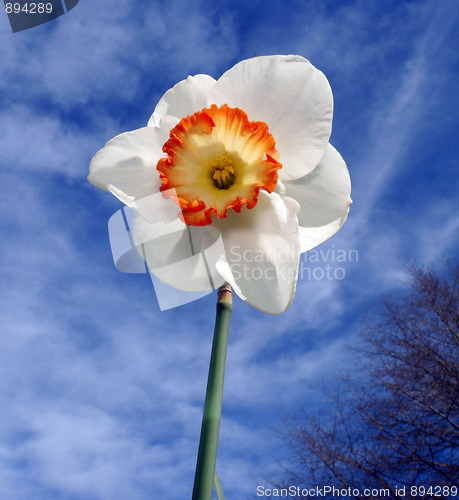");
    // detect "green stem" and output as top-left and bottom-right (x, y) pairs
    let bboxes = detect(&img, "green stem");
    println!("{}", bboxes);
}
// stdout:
(192, 284), (232, 500)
